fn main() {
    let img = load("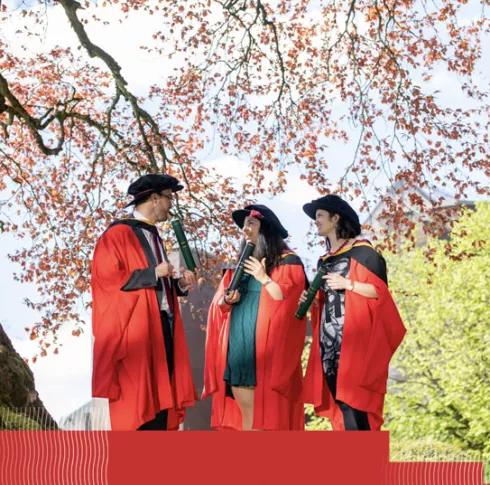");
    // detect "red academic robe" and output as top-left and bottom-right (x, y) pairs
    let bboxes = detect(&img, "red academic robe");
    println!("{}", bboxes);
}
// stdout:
(302, 243), (406, 430)
(91, 222), (197, 431)
(202, 253), (307, 431)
